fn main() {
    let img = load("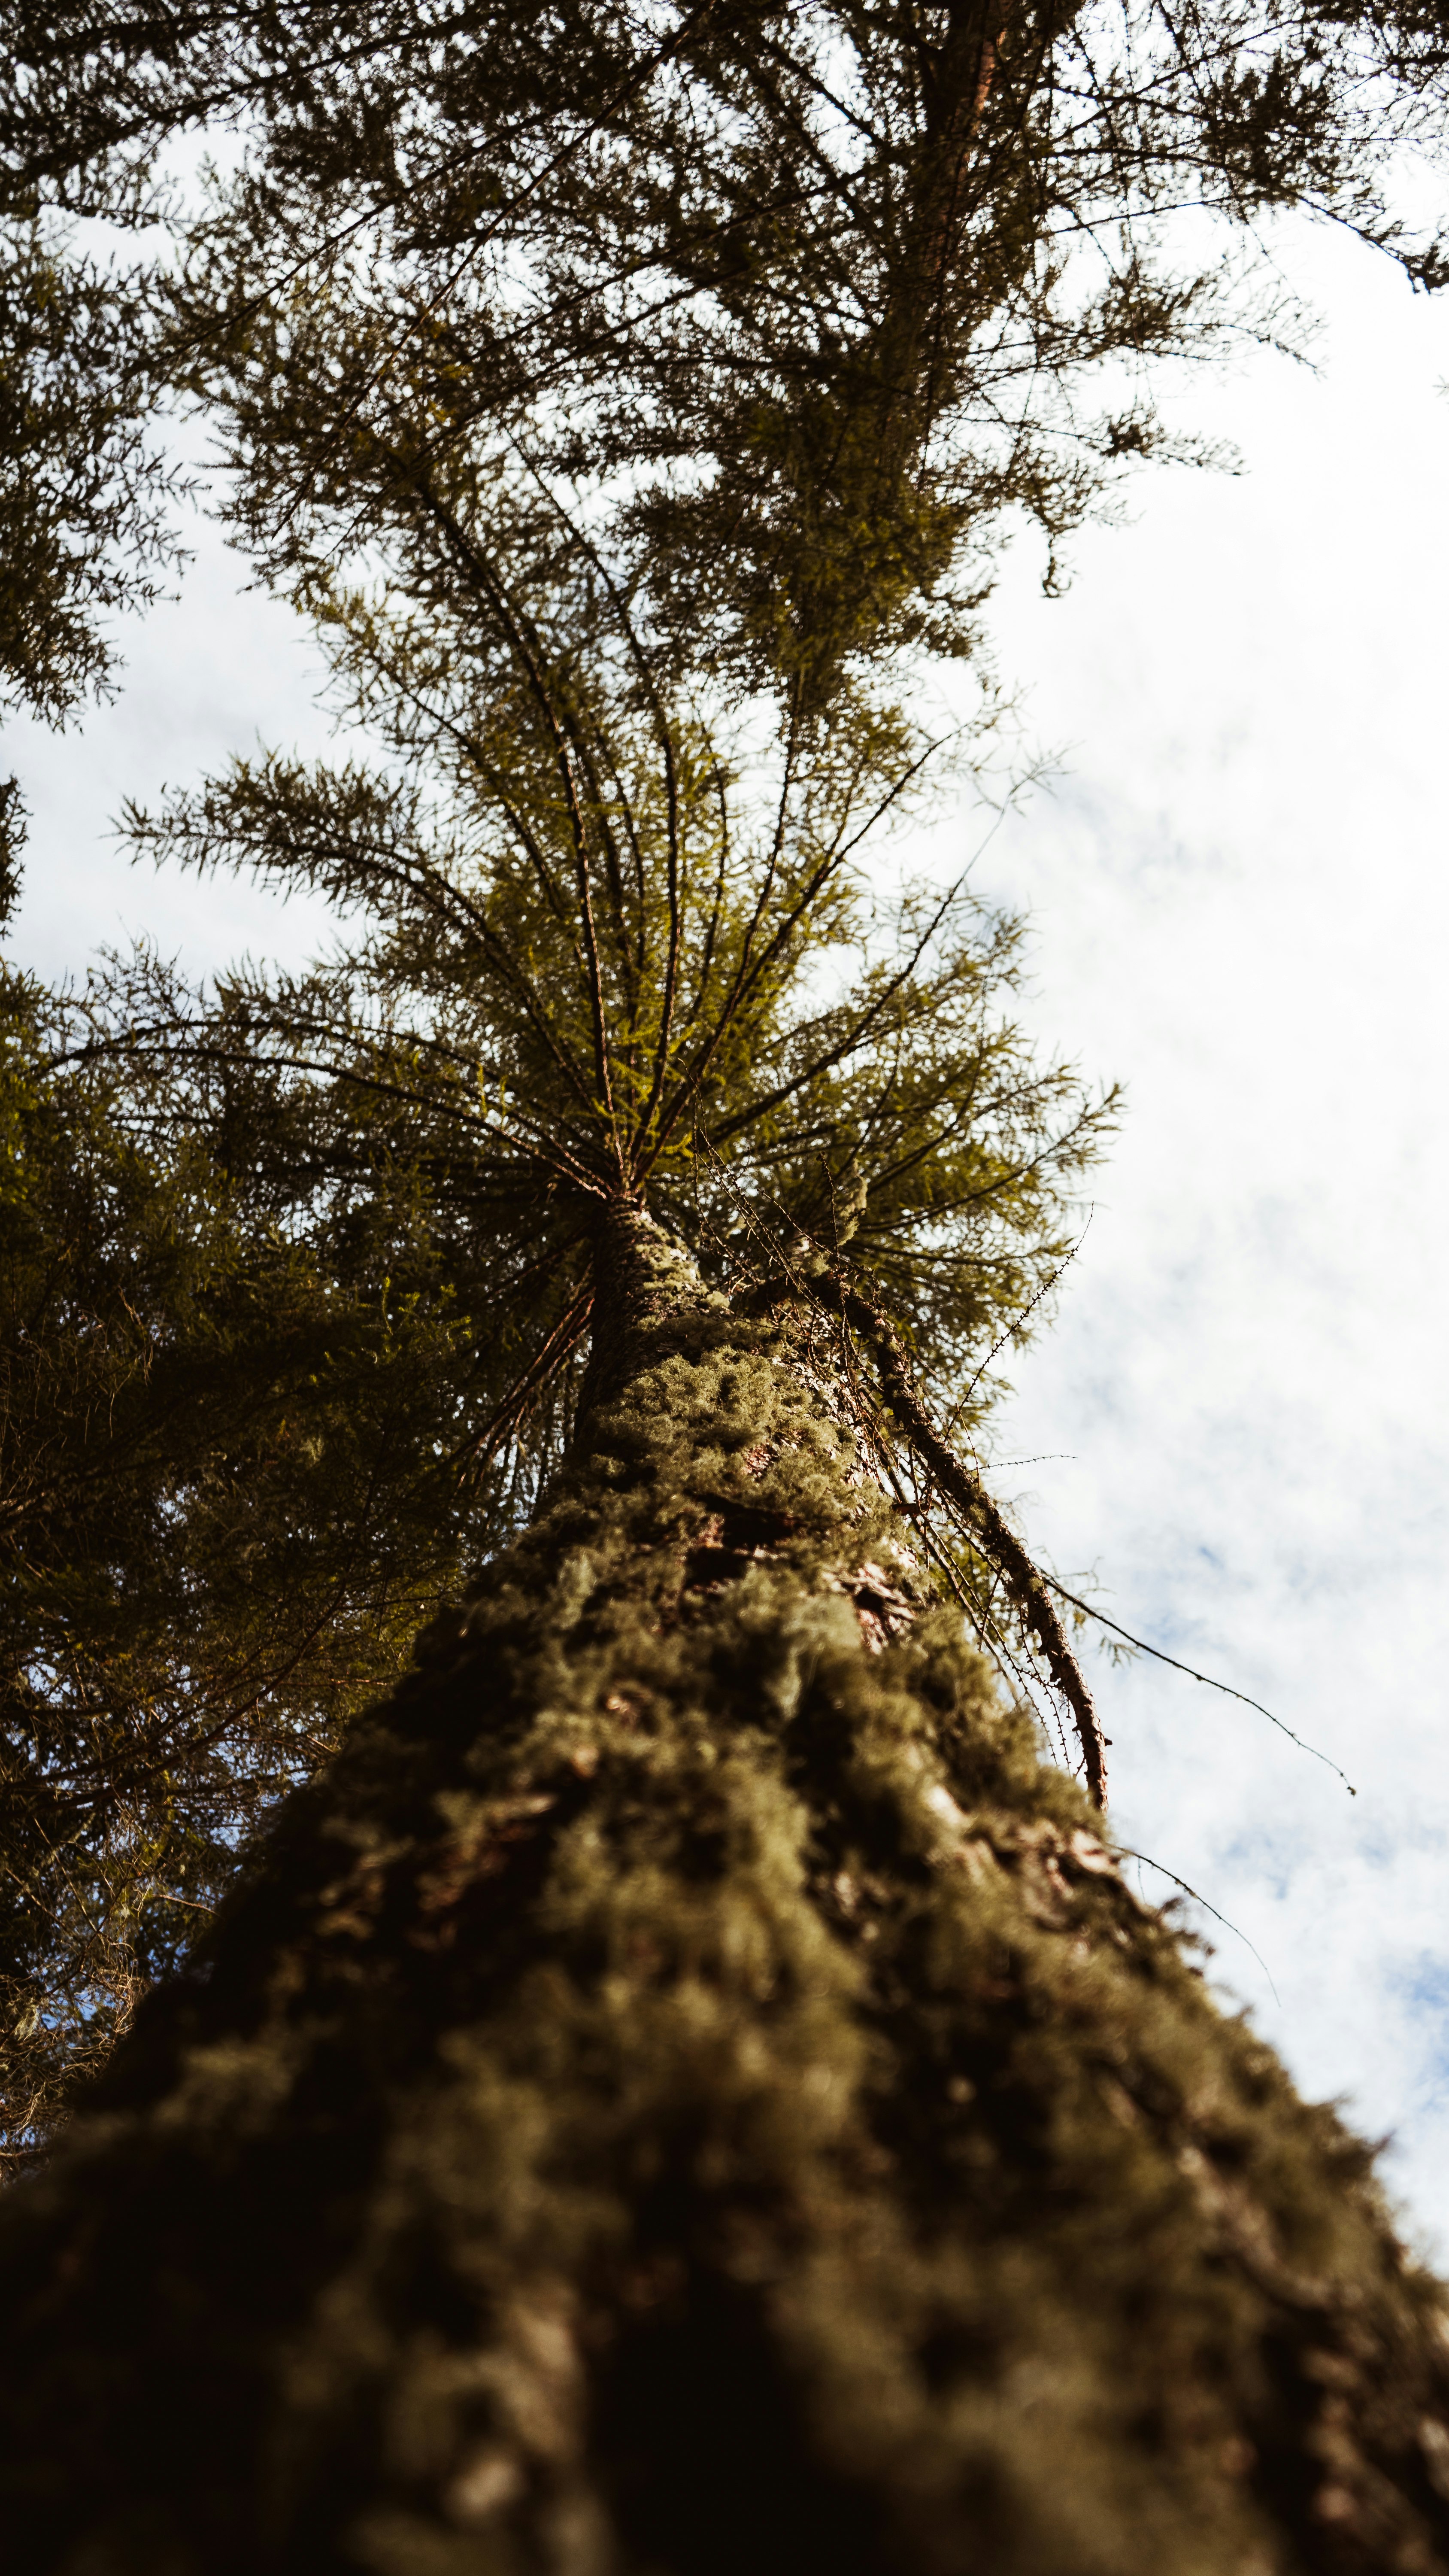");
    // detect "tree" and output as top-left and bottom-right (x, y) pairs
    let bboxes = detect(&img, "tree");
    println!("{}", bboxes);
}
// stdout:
(0, 214), (185, 908)
(1, 844), (1101, 2166)
(2, 4), (1449, 2569)
(0, 50), (230, 2157)
(0, 959), (513, 2169)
